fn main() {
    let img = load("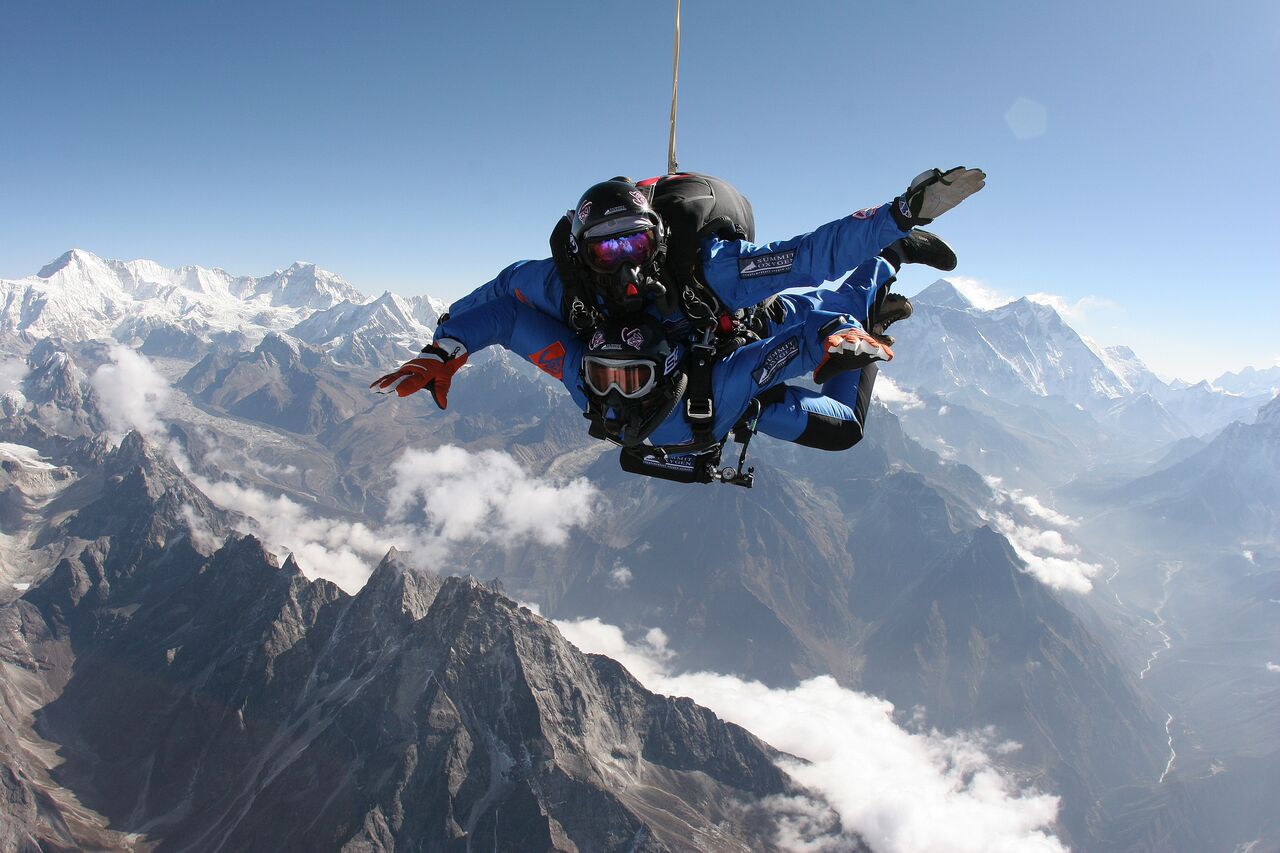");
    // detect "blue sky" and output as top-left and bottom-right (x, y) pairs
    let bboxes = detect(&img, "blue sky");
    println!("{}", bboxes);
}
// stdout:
(2, 0), (1277, 381)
